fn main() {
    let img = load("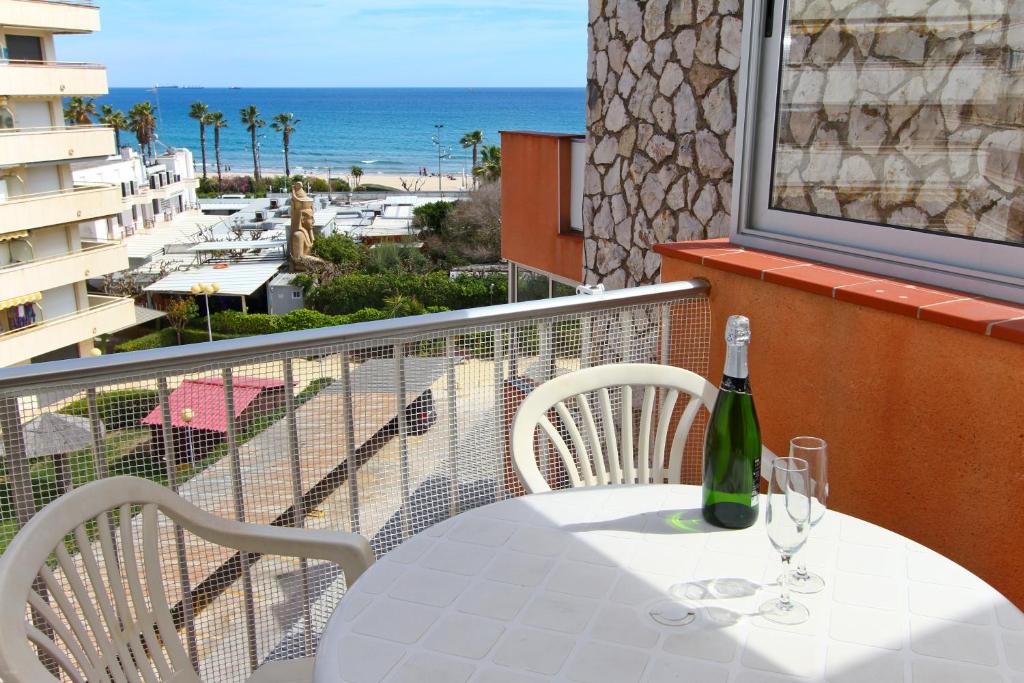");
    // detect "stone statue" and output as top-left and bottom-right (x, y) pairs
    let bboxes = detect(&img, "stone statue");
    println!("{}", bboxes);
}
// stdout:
(288, 182), (317, 272)
(290, 209), (327, 273)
